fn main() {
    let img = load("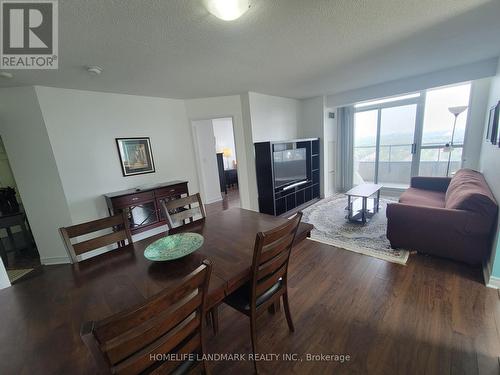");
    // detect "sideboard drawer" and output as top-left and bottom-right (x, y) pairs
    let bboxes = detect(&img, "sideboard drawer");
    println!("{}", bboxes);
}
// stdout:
(111, 191), (155, 207)
(155, 183), (188, 199)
